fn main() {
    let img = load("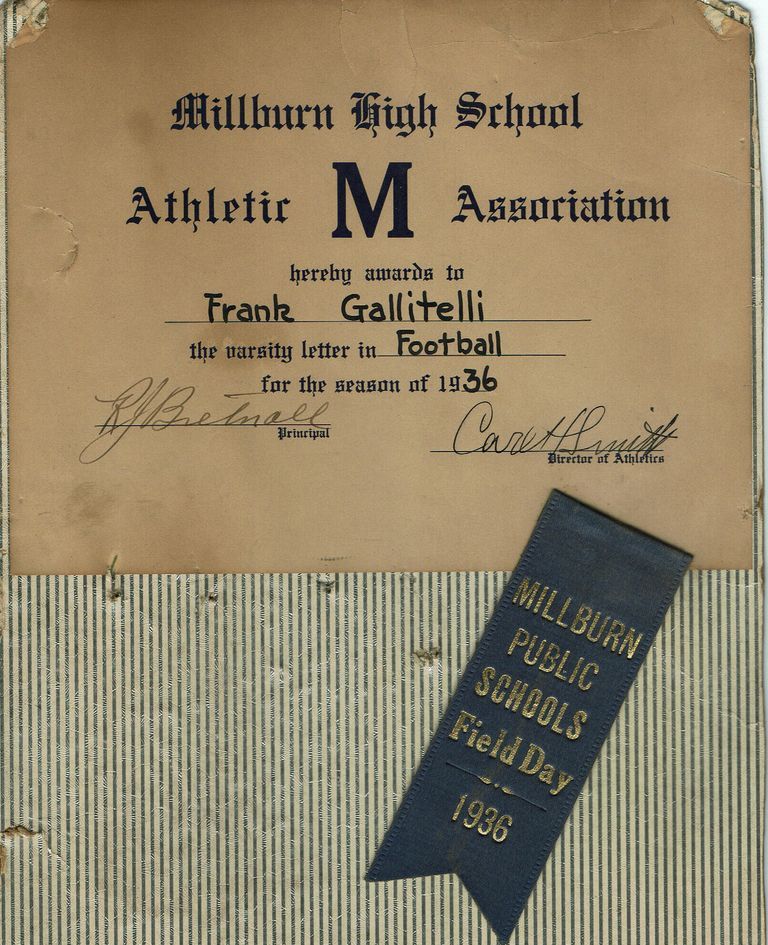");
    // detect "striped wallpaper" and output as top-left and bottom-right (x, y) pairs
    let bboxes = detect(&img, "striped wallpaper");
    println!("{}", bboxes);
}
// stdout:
(0, 2), (764, 944)
(0, 572), (764, 945)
